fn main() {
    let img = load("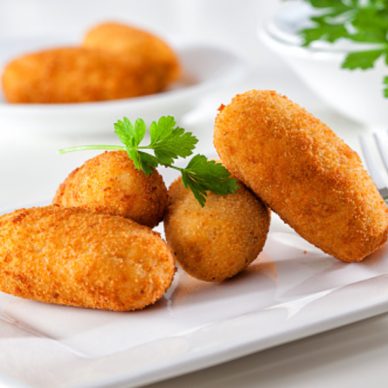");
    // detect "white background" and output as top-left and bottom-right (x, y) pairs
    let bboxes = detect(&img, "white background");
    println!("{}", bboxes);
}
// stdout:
(0, 1), (387, 387)
(0, 0), (279, 65)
